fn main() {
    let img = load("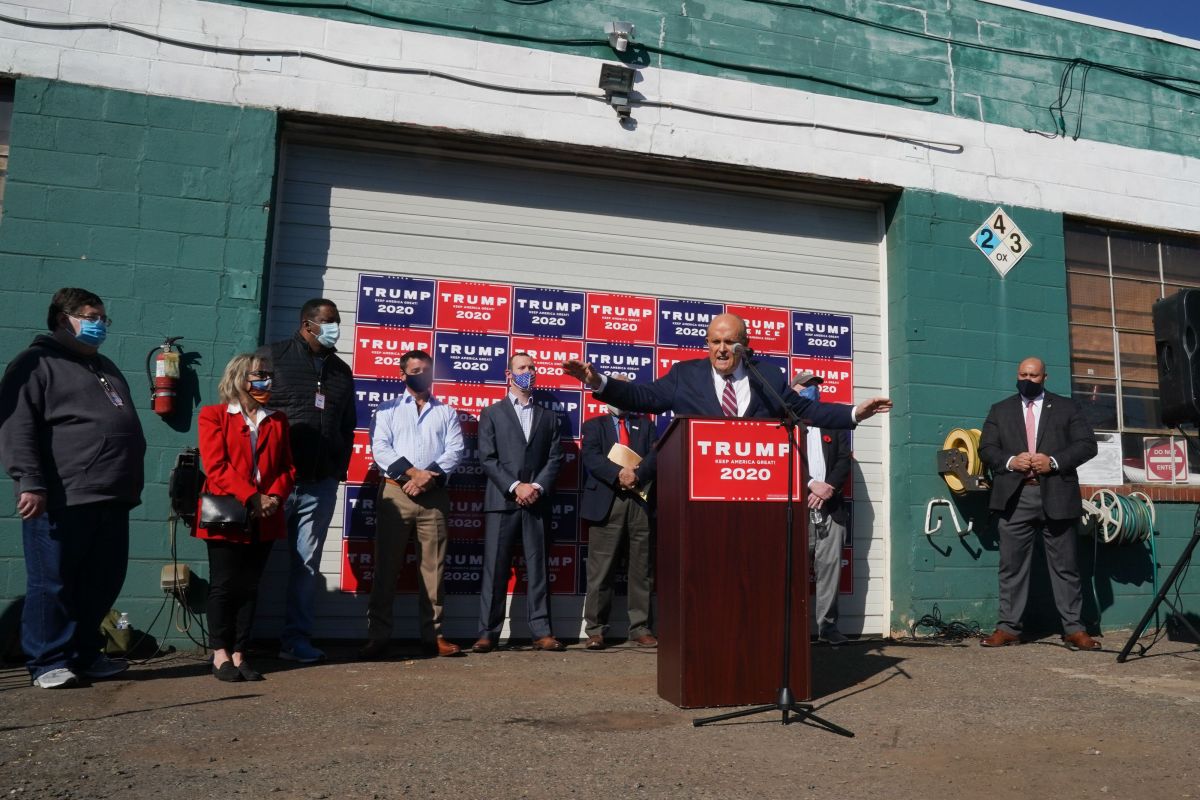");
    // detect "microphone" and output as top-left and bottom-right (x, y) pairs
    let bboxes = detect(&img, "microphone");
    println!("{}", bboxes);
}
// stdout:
(732, 342), (755, 358)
